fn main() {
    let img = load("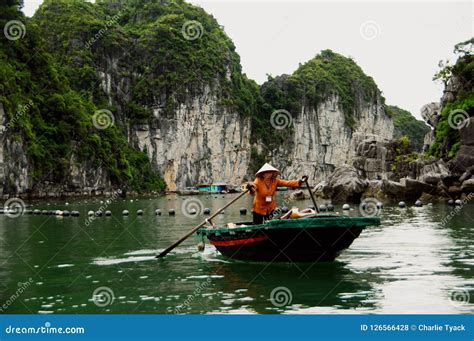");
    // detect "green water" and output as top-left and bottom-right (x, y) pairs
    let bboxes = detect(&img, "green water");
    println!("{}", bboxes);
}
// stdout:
(0, 193), (473, 314)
